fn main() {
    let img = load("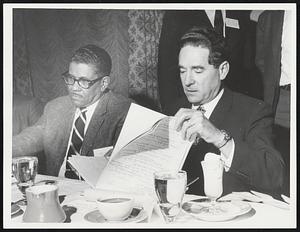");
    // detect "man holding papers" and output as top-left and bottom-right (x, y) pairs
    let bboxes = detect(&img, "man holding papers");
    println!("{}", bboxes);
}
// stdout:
(165, 26), (285, 197)
(12, 44), (132, 179)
